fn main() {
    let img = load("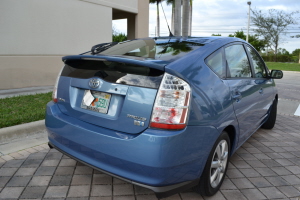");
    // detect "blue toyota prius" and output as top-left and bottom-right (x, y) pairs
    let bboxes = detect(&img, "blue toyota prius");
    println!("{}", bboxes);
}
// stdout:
(46, 36), (283, 198)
